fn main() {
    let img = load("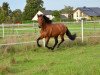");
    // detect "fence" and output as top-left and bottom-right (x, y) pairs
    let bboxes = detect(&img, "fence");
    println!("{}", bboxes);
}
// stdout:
(0, 20), (100, 47)
(0, 23), (40, 46)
